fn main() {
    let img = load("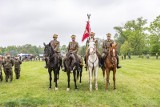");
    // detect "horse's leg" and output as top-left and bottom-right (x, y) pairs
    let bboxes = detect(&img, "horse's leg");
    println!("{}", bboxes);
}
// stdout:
(48, 68), (52, 88)
(95, 67), (98, 90)
(67, 71), (70, 91)
(113, 69), (116, 90)
(89, 68), (92, 92)
(106, 68), (110, 91)
(80, 66), (82, 84)
(54, 69), (58, 90)
(73, 69), (78, 90)
(57, 67), (60, 83)
(102, 67), (105, 83)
